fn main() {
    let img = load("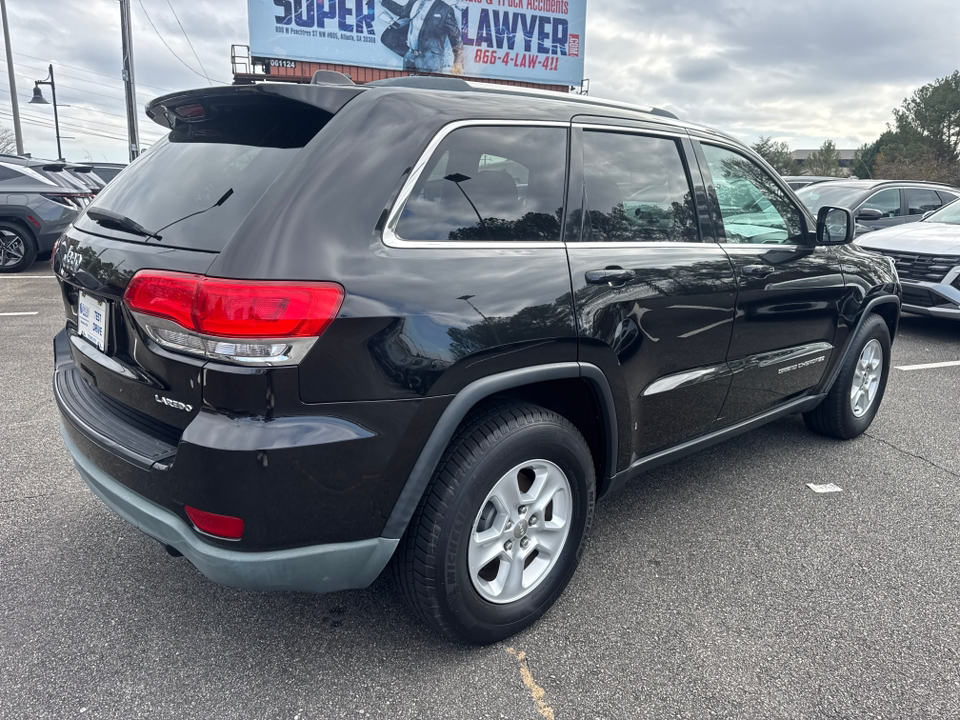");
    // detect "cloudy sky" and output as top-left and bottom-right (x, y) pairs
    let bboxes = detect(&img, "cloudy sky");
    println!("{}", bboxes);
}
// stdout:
(1, 0), (958, 163)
